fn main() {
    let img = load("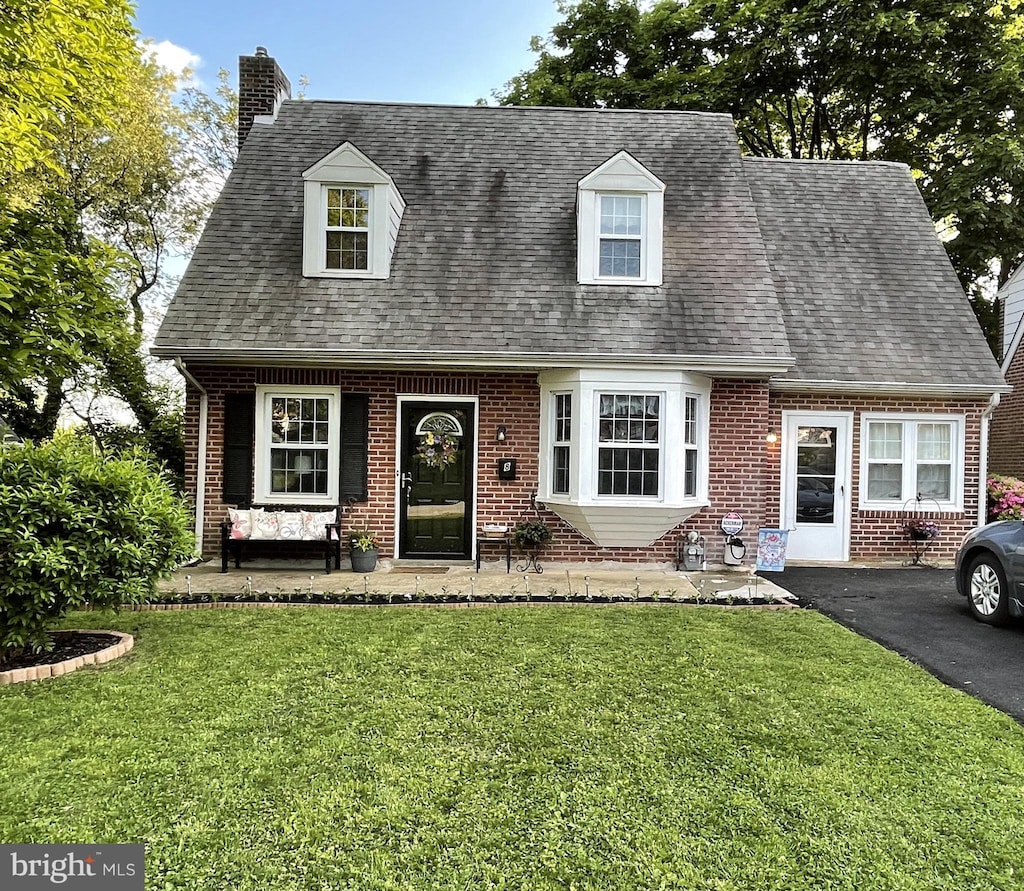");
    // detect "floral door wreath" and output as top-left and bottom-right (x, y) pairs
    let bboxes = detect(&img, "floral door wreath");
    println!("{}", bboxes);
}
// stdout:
(413, 411), (464, 468)
(416, 430), (460, 468)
